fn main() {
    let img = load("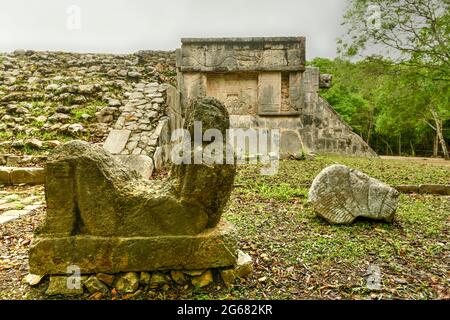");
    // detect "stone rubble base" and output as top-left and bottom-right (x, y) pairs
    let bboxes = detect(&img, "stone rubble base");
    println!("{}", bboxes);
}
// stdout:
(25, 250), (253, 297)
